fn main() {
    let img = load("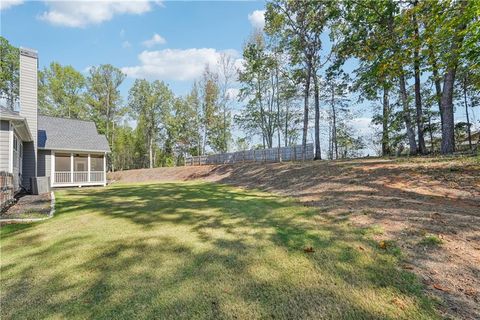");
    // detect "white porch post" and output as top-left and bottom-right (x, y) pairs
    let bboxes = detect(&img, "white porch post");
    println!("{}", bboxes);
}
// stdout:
(51, 151), (55, 187)
(88, 154), (91, 182)
(103, 153), (107, 186)
(70, 153), (74, 183)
